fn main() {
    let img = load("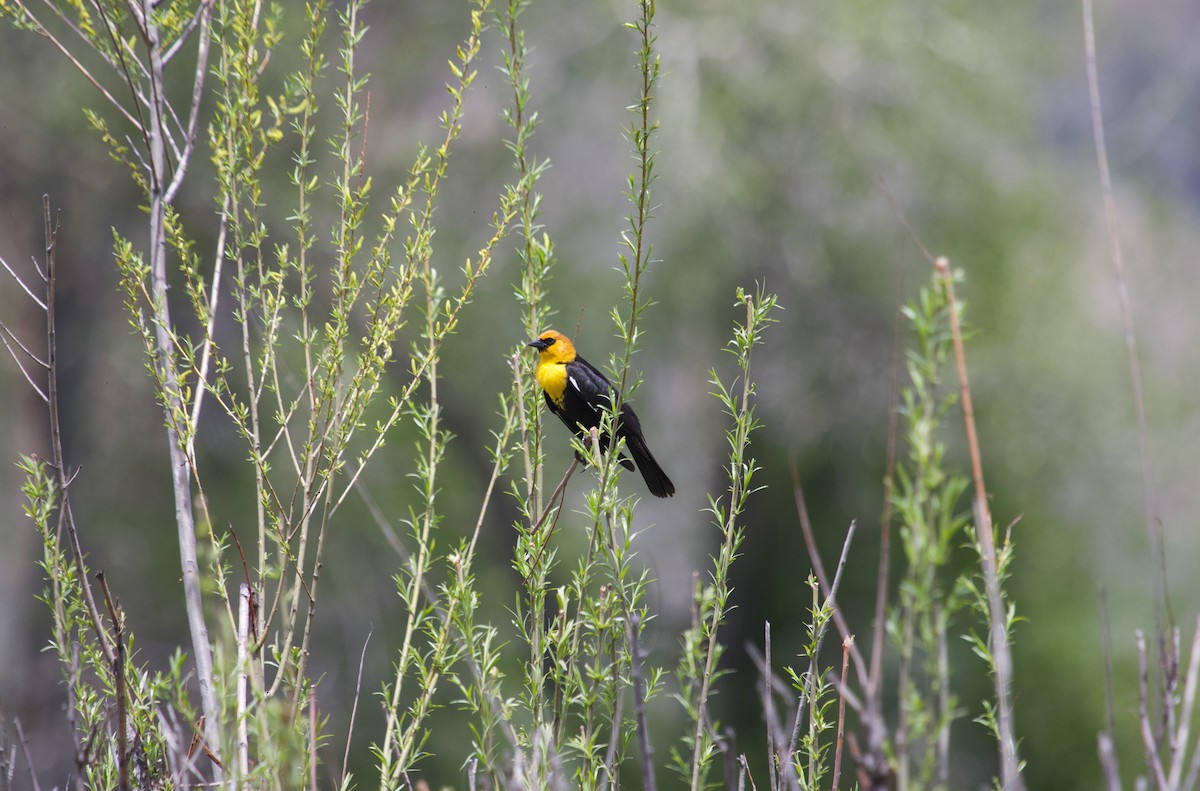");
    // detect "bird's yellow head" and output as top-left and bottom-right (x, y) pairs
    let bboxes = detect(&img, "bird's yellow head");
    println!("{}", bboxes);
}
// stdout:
(527, 329), (577, 365)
